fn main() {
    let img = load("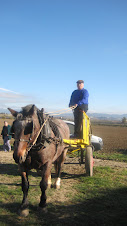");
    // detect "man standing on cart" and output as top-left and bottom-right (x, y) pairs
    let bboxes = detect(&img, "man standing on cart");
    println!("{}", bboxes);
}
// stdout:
(69, 80), (89, 138)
